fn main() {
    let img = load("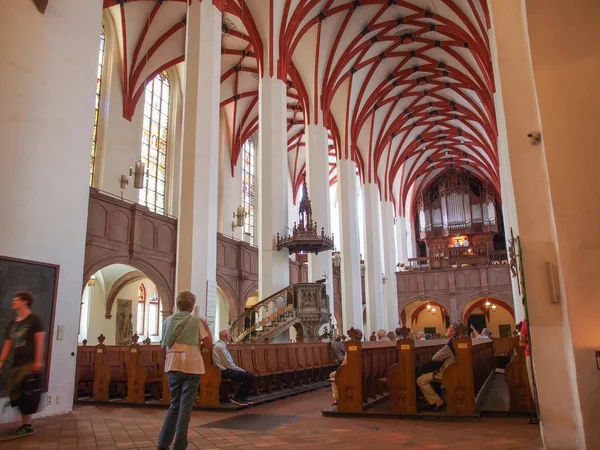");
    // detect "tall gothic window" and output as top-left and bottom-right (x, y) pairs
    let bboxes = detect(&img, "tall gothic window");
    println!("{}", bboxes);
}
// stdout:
(90, 27), (105, 187)
(137, 284), (146, 336)
(241, 137), (256, 244)
(140, 72), (170, 214)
